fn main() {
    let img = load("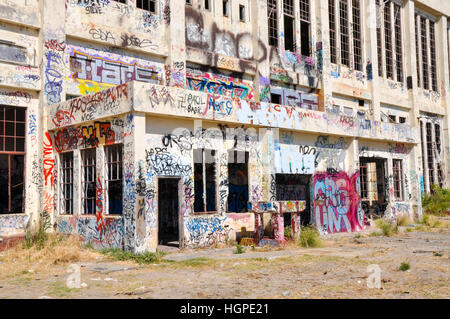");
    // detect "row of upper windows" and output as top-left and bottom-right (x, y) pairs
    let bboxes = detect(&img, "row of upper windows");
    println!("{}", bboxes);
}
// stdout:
(186, 0), (247, 21)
